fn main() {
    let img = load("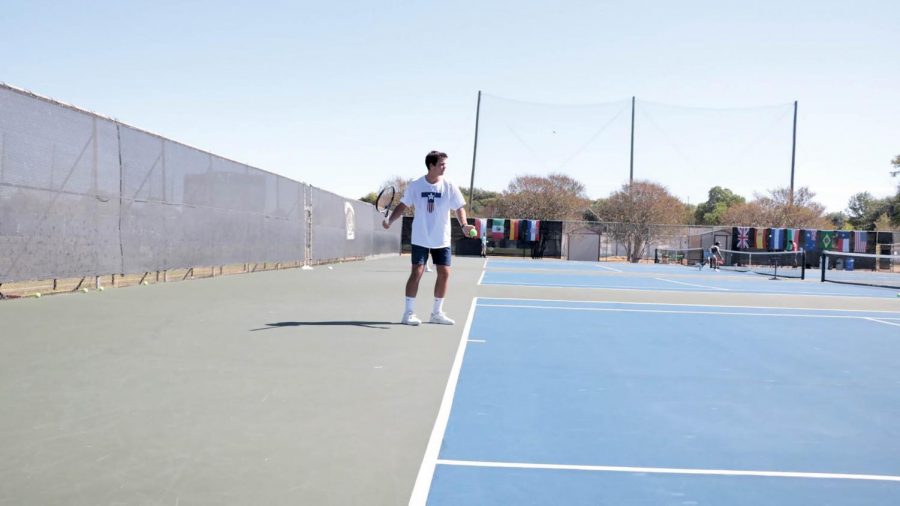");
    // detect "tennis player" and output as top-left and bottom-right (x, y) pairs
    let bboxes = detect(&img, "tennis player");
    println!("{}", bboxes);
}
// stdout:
(709, 241), (723, 270)
(383, 151), (475, 325)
